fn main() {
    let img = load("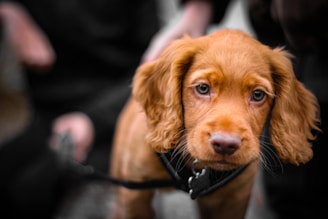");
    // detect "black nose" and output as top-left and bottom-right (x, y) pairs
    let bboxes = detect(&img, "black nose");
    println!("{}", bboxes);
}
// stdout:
(210, 132), (241, 155)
